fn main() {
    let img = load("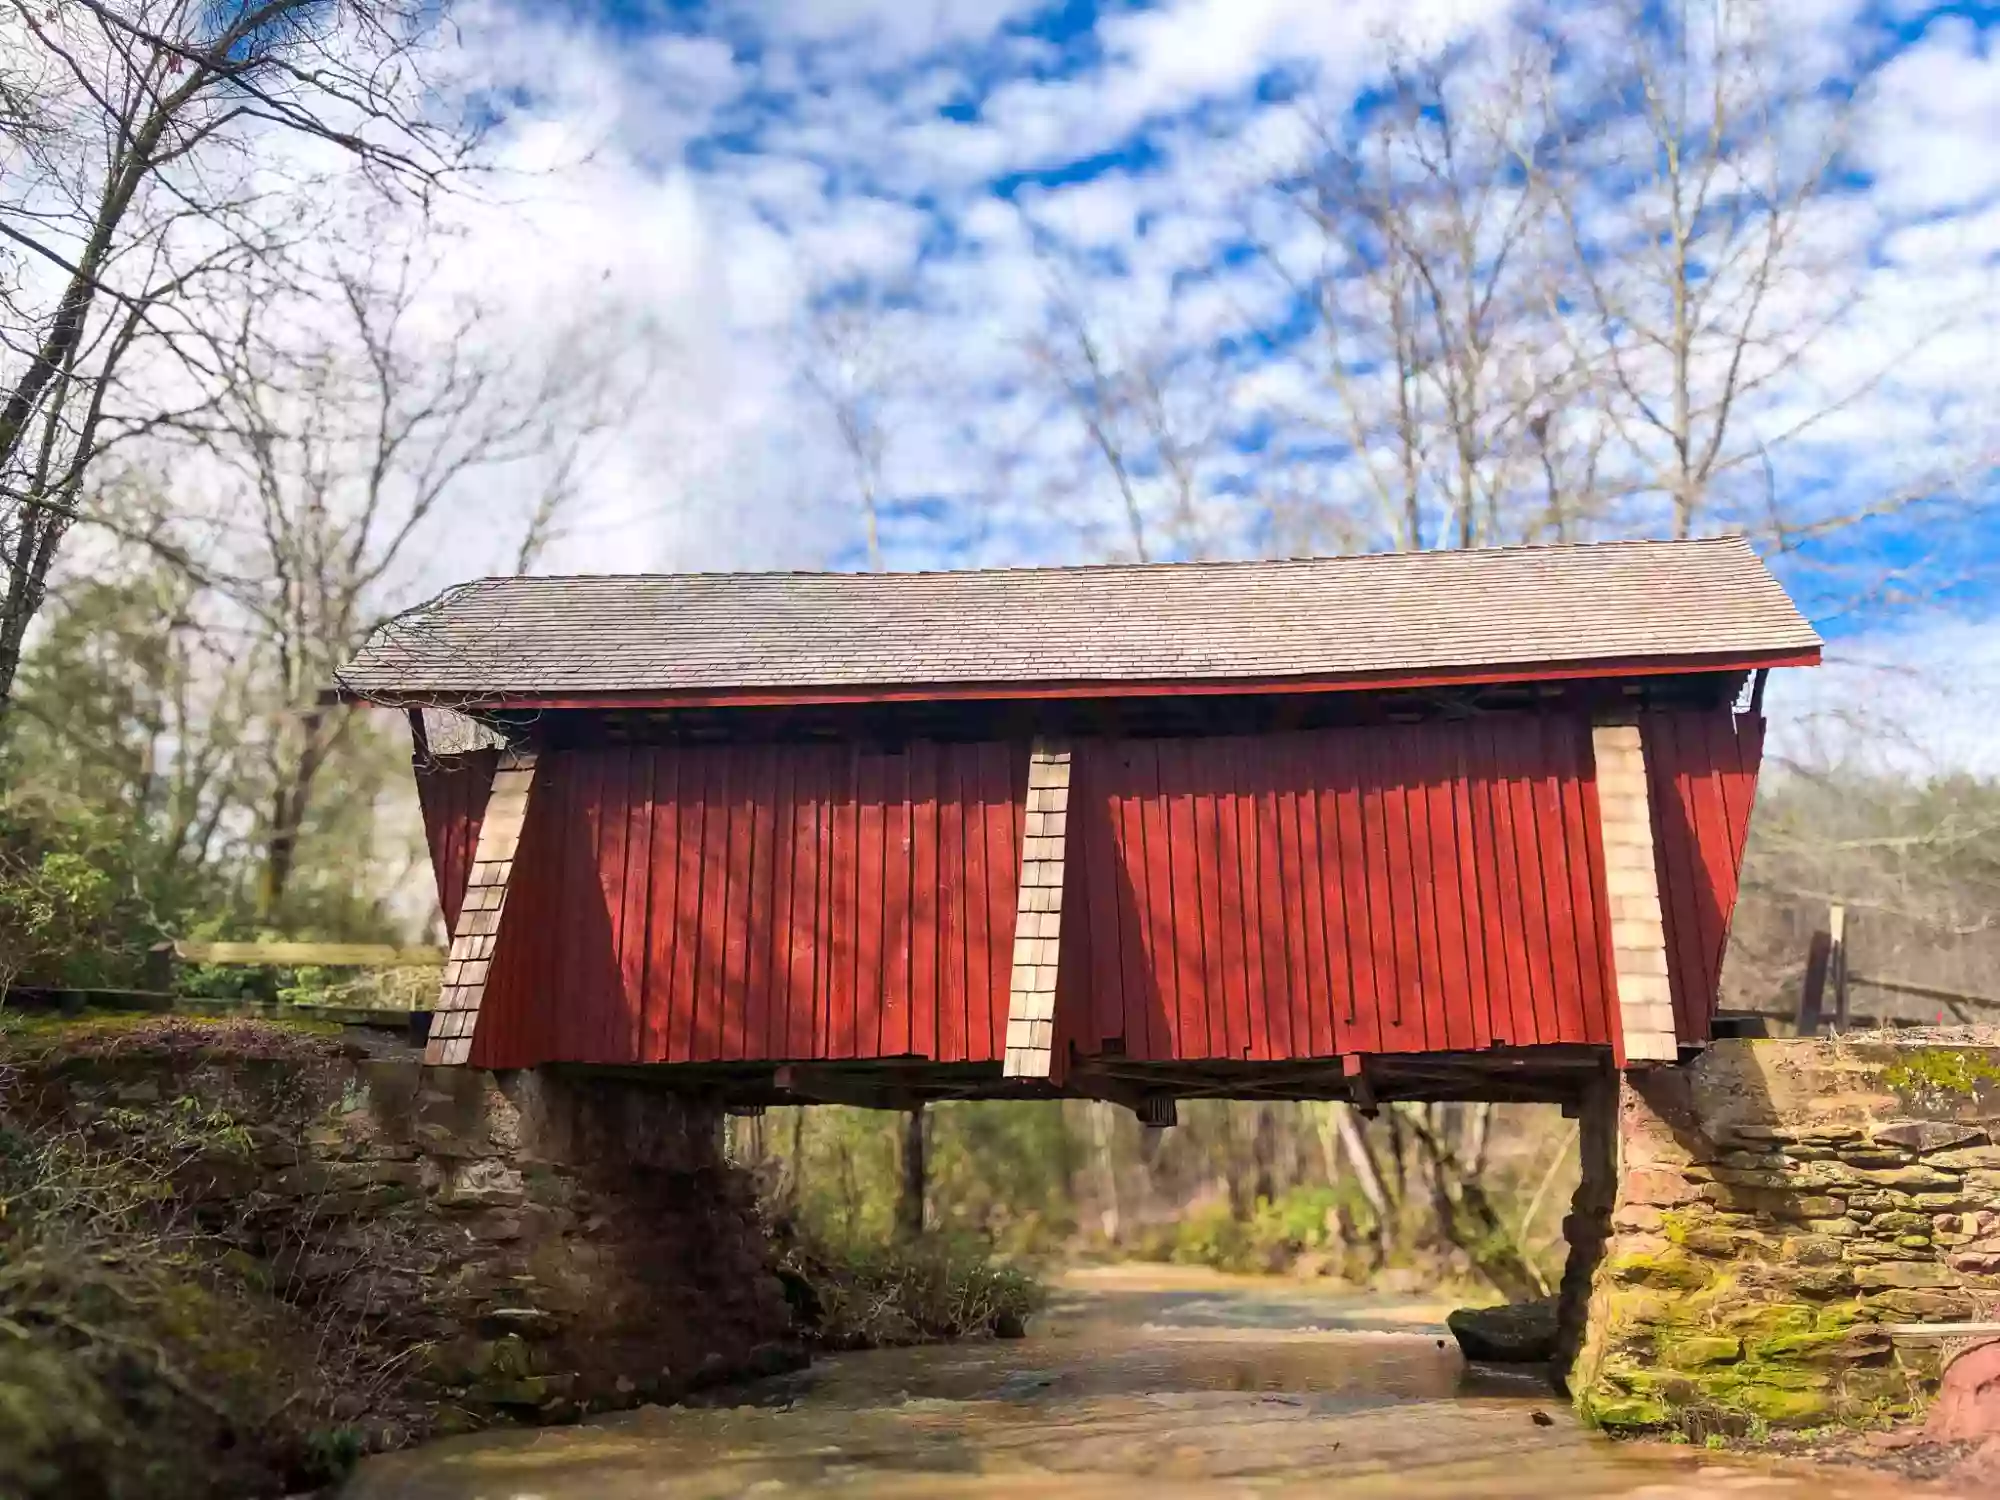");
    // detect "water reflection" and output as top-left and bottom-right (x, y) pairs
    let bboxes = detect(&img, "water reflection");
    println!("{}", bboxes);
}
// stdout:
(343, 1267), (1960, 1500)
